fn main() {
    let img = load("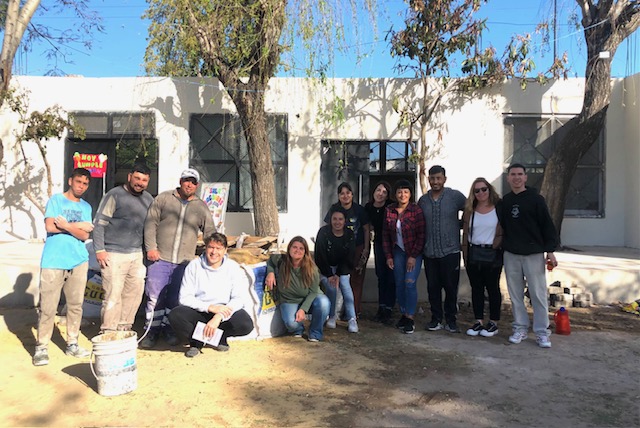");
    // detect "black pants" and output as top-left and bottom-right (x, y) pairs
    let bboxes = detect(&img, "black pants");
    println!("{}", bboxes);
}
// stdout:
(168, 305), (254, 348)
(424, 253), (461, 324)
(465, 262), (503, 321)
